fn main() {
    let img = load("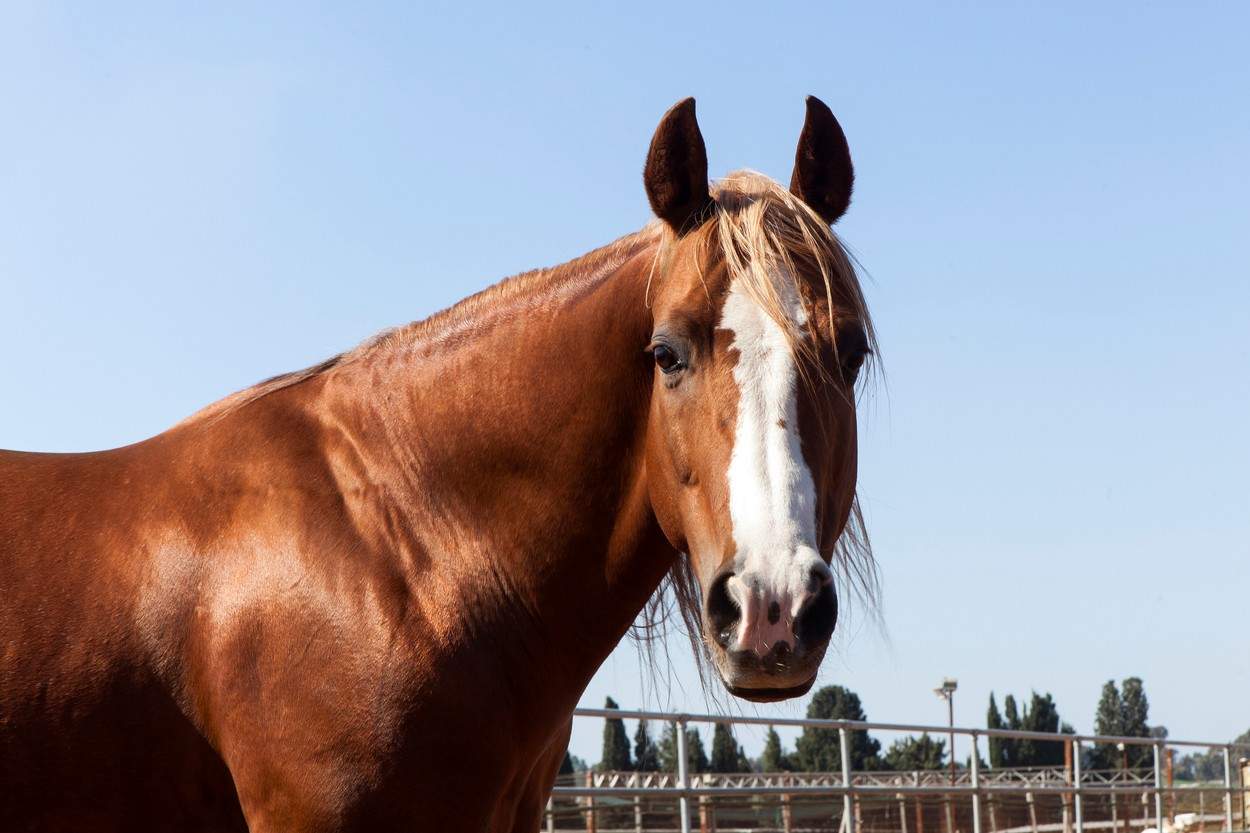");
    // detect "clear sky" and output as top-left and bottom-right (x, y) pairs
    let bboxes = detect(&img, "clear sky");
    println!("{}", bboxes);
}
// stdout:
(3, 2), (1247, 766)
